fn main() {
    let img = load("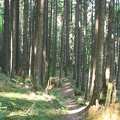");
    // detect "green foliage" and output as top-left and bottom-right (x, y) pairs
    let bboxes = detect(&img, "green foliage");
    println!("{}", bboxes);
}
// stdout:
(0, 112), (8, 120)
(50, 90), (68, 111)
(99, 97), (106, 104)
(0, 72), (66, 120)
(0, 102), (7, 110)
(0, 102), (8, 120)
(77, 99), (87, 106)
(74, 88), (84, 96)
(0, 93), (64, 120)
